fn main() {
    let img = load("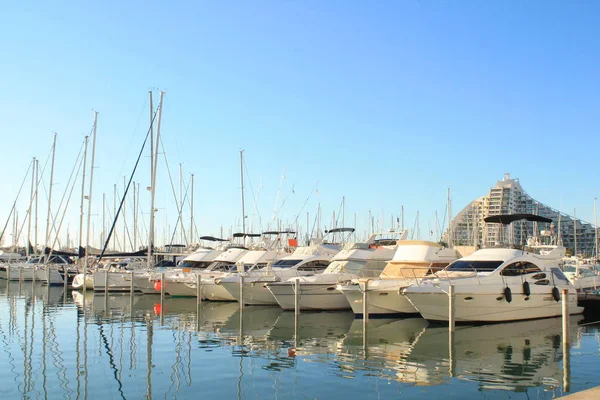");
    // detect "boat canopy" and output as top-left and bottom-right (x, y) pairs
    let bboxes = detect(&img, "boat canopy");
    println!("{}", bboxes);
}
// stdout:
(199, 236), (228, 242)
(483, 214), (552, 225)
(326, 227), (355, 233)
(232, 232), (261, 238)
